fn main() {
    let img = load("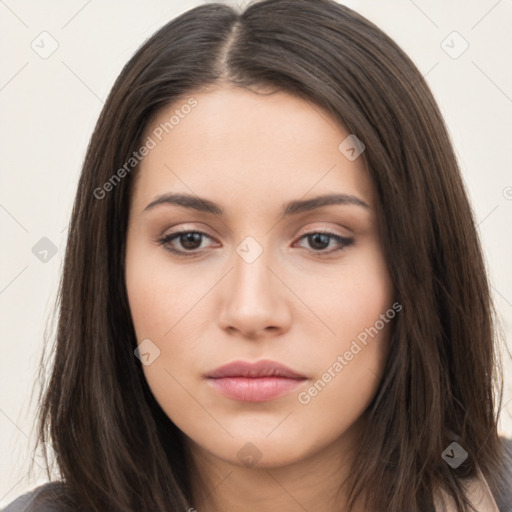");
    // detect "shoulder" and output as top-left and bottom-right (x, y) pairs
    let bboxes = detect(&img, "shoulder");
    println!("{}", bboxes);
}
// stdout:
(431, 437), (512, 512)
(0, 482), (71, 512)
(493, 436), (512, 511)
